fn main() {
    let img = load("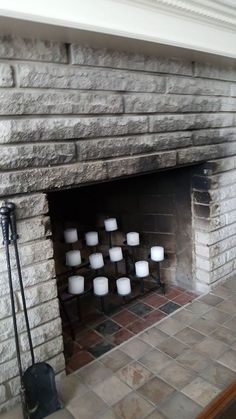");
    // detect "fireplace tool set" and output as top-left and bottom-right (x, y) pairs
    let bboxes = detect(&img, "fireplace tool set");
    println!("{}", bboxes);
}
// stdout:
(59, 218), (165, 329)
(0, 203), (61, 419)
